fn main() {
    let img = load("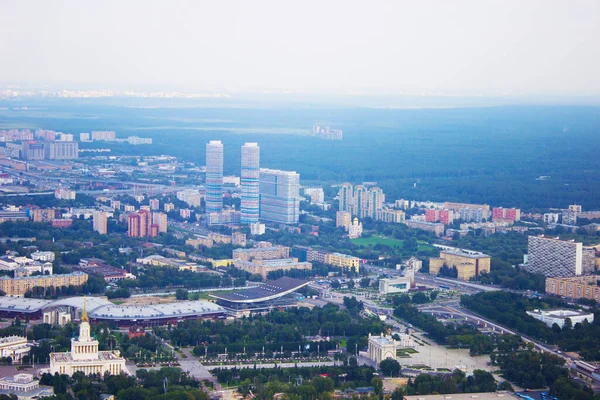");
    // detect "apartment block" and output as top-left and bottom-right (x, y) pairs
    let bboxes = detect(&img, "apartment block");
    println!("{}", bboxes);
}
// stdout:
(0, 271), (88, 296)
(543, 213), (560, 224)
(30, 208), (56, 223)
(492, 207), (521, 222)
(93, 211), (108, 235)
(338, 183), (385, 219)
(402, 220), (445, 236)
(526, 236), (596, 277)
(376, 209), (405, 223)
(249, 222), (266, 235)
(91, 131), (116, 141)
(152, 212), (168, 233)
(233, 245), (290, 261)
(45, 142), (79, 160)
(304, 187), (325, 204)
(546, 276), (600, 303)
(233, 258), (312, 279)
(336, 211), (352, 229)
(325, 252), (360, 273)
(425, 209), (454, 225)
